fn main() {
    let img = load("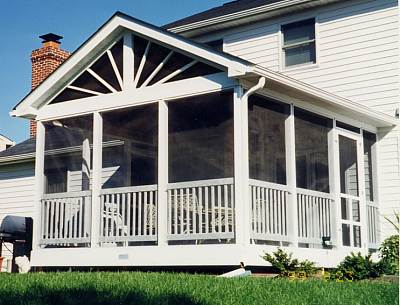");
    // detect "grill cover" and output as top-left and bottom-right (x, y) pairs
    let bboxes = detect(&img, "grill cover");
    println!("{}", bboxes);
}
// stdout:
(0, 216), (29, 242)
